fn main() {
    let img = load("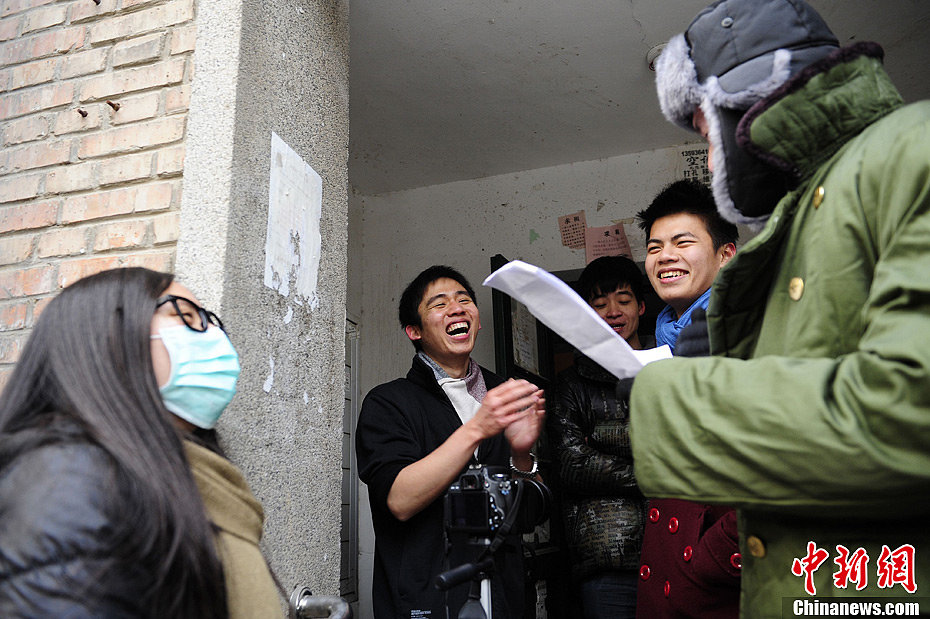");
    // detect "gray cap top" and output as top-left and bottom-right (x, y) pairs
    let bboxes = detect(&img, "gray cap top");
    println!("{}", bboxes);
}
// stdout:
(686, 0), (839, 93)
